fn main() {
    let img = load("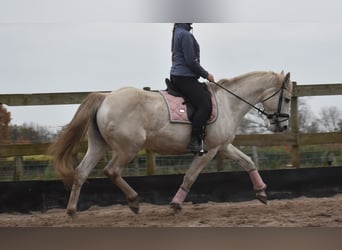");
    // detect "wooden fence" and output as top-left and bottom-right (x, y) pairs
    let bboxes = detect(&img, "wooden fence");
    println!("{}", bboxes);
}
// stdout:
(1, 83), (342, 178)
